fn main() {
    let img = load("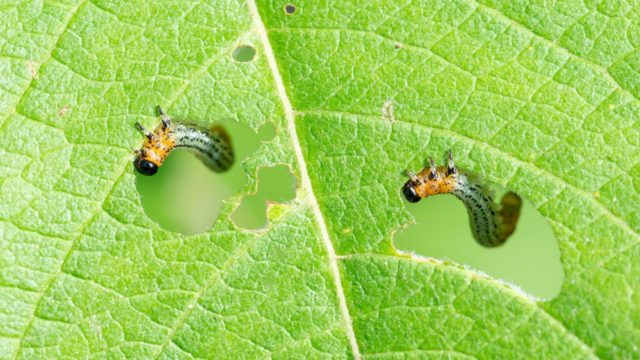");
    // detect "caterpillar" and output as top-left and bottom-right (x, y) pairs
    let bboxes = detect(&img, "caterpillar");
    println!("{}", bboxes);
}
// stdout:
(402, 151), (522, 247)
(134, 106), (234, 176)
